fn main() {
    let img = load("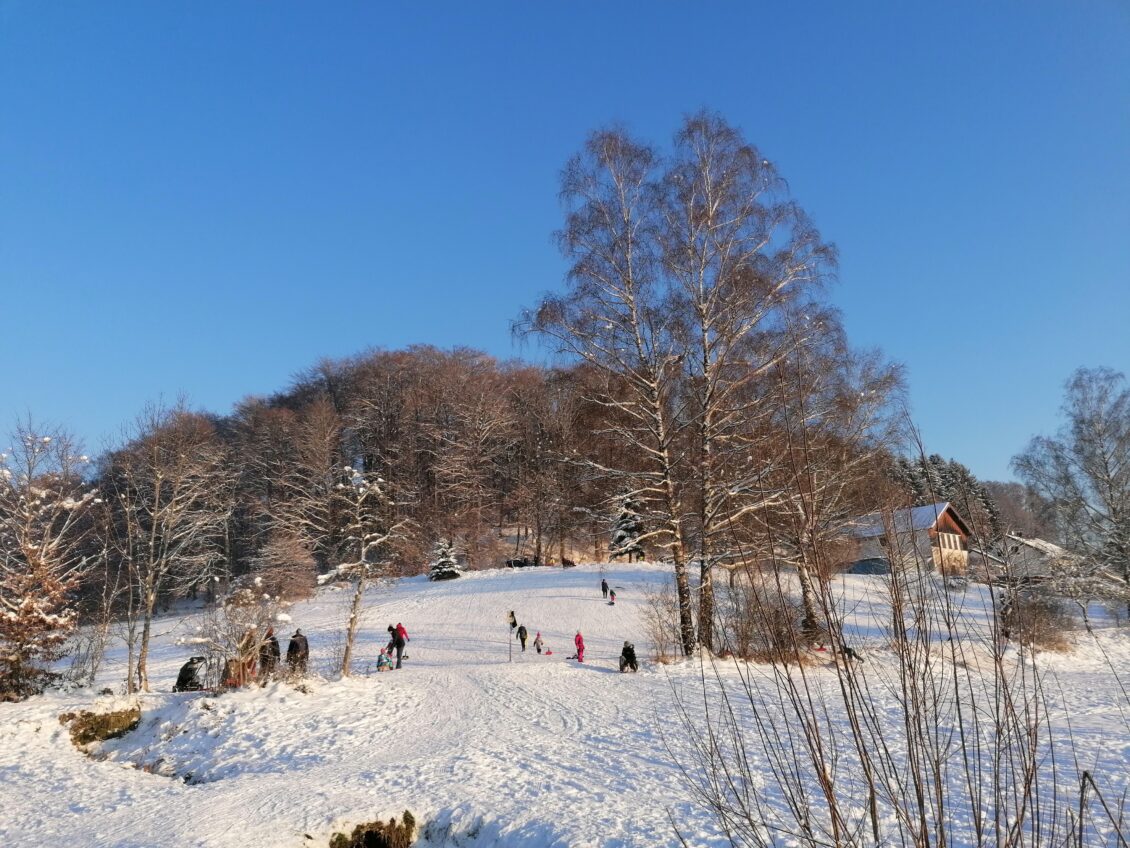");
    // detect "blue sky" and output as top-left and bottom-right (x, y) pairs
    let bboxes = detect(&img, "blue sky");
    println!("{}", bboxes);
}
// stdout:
(2, 2), (1127, 480)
